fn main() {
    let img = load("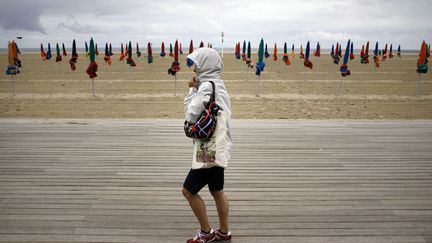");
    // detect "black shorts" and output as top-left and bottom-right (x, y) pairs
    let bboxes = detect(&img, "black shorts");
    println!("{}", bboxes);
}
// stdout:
(183, 166), (225, 195)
